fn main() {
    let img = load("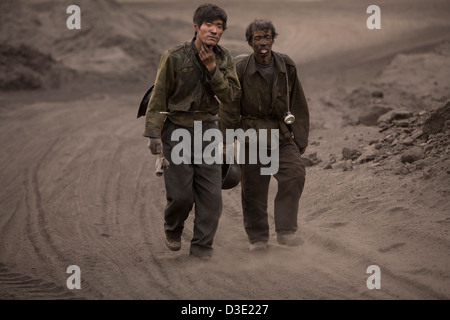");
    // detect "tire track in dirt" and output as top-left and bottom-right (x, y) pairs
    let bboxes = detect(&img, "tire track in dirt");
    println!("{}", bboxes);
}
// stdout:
(0, 262), (76, 300)
(26, 138), (65, 265)
(50, 95), (182, 299)
(13, 107), (105, 299)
